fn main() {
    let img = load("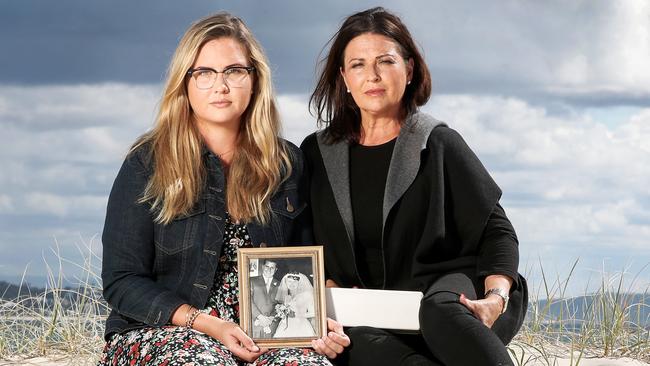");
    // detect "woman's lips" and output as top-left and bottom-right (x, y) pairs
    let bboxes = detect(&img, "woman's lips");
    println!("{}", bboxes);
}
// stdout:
(364, 88), (385, 96)
(210, 100), (232, 107)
